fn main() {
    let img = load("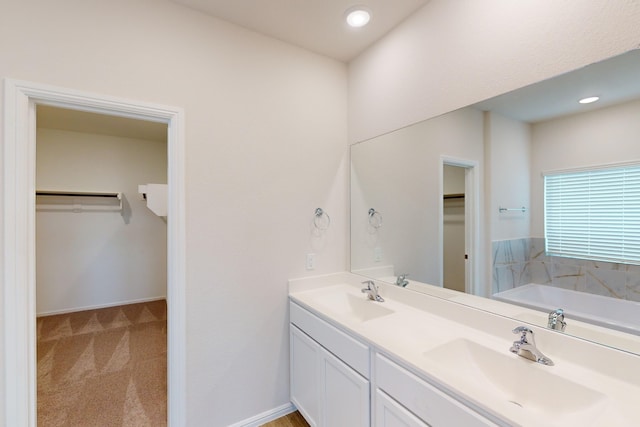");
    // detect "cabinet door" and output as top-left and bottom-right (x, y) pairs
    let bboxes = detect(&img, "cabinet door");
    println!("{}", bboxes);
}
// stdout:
(291, 325), (320, 427)
(375, 389), (430, 427)
(320, 347), (370, 427)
